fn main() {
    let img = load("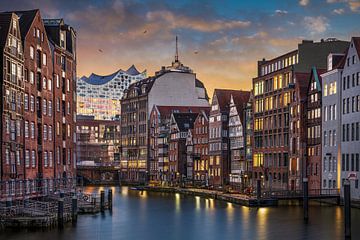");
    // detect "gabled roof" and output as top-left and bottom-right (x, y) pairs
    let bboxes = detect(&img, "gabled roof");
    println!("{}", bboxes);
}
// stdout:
(10, 9), (38, 40)
(0, 12), (12, 48)
(172, 112), (199, 132)
(353, 37), (360, 58)
(294, 72), (311, 100)
(155, 105), (210, 120)
(307, 67), (326, 94)
(213, 89), (250, 111)
(231, 91), (251, 122)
